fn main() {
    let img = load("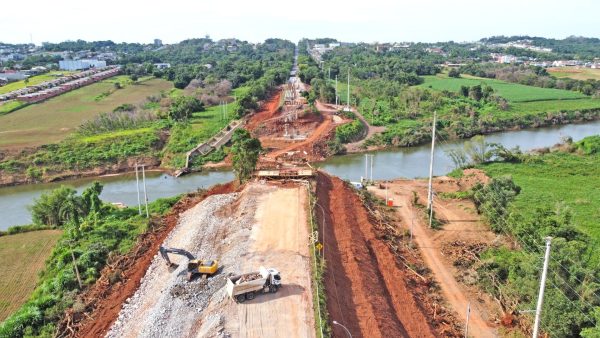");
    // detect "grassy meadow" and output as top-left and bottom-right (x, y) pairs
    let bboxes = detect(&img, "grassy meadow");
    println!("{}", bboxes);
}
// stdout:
(0, 77), (172, 149)
(480, 151), (600, 241)
(548, 67), (600, 81)
(418, 74), (588, 102)
(0, 230), (62, 321)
